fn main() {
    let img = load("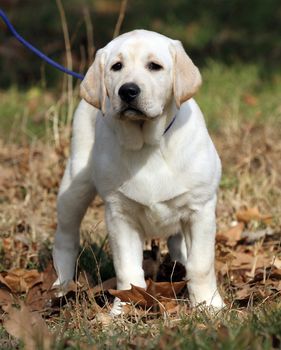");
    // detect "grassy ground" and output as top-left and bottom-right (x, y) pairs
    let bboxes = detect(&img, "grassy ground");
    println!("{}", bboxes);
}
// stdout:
(0, 62), (281, 349)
